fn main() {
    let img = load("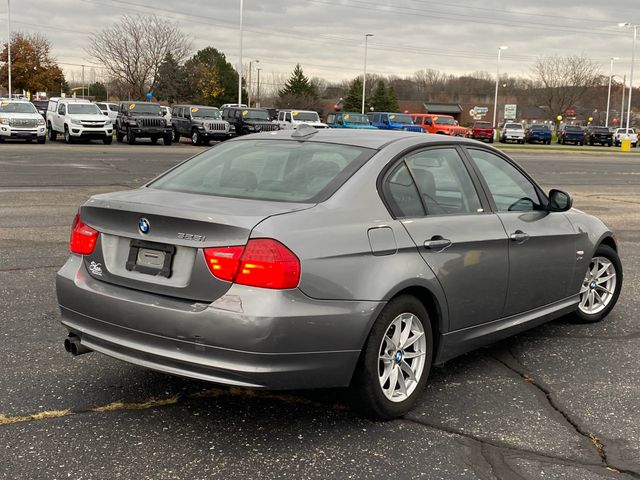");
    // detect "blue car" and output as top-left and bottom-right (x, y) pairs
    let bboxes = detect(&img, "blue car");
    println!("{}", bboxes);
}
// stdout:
(367, 112), (424, 133)
(326, 112), (377, 129)
(525, 125), (552, 145)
